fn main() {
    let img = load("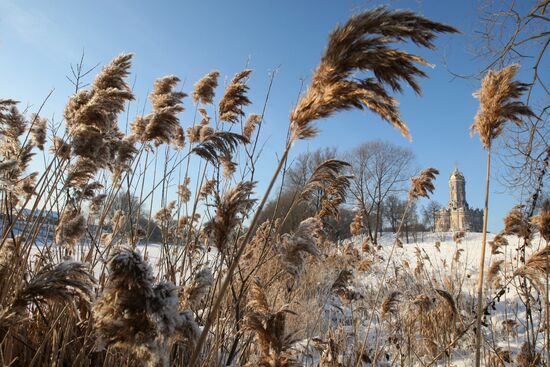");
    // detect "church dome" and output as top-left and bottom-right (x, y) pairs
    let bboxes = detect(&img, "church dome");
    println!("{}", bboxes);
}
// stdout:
(450, 168), (464, 180)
